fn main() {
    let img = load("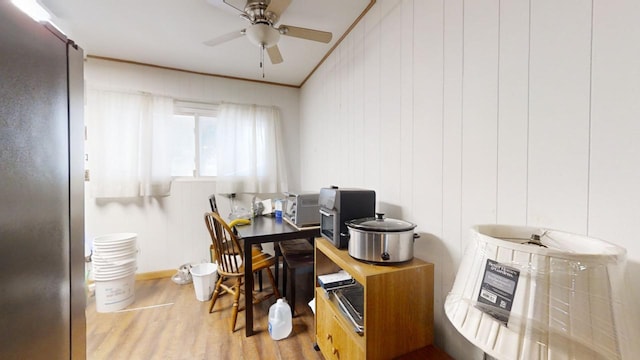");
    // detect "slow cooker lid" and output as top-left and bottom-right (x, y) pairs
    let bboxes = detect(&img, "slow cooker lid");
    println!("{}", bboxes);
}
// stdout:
(347, 213), (416, 232)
